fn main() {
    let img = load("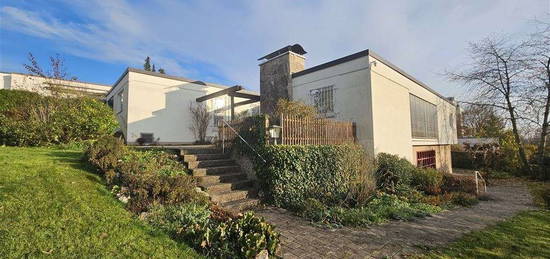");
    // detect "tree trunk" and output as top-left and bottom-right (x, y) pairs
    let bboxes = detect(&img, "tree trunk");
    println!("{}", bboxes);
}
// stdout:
(537, 61), (550, 171)
(506, 99), (531, 173)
